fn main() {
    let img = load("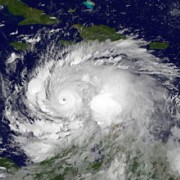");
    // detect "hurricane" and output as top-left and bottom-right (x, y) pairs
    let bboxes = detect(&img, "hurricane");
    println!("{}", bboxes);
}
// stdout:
(2, 39), (180, 179)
